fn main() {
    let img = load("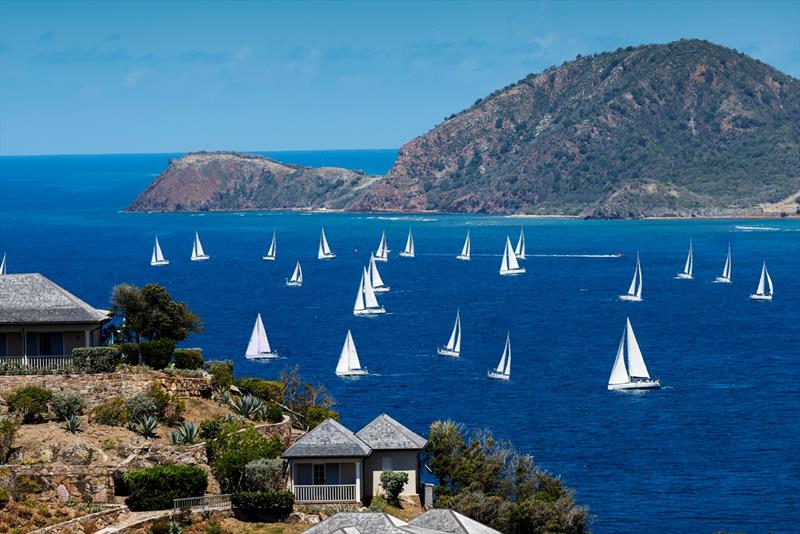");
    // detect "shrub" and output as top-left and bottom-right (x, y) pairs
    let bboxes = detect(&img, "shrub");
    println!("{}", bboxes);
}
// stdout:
(50, 391), (85, 421)
(6, 386), (52, 423)
(72, 346), (120, 373)
(265, 403), (283, 423)
(244, 458), (285, 492)
(118, 342), (141, 365)
(210, 426), (285, 492)
(128, 415), (159, 438)
(205, 360), (233, 389)
(0, 416), (17, 463)
(231, 491), (293, 521)
(0, 485), (9, 509)
(234, 377), (285, 403)
(90, 398), (128, 426)
(230, 395), (264, 420)
(146, 383), (184, 425)
(171, 421), (200, 445)
(304, 406), (339, 429)
(126, 394), (157, 422)
(173, 349), (204, 370)
(198, 417), (226, 443)
(124, 465), (208, 511)
(380, 471), (409, 505)
(139, 338), (176, 370)
(64, 415), (82, 434)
